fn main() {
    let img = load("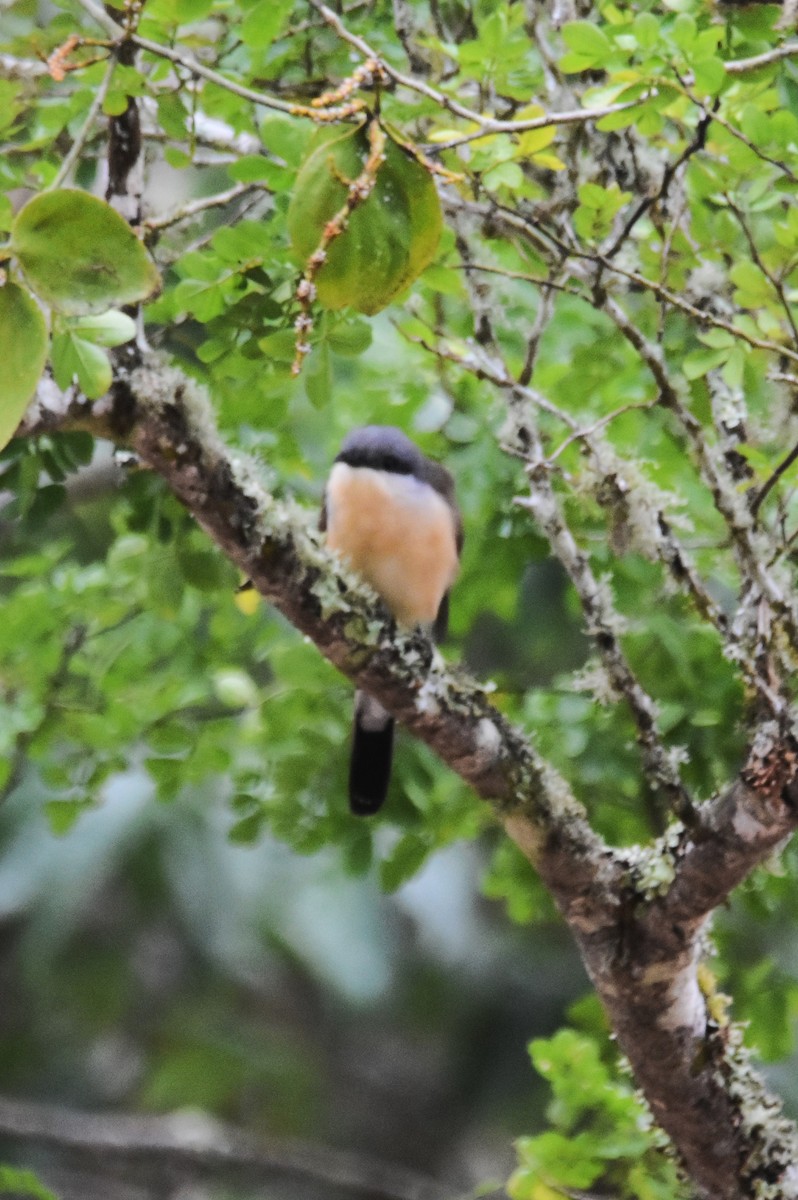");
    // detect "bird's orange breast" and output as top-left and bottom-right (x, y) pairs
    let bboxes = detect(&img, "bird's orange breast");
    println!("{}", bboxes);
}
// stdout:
(325, 463), (459, 626)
